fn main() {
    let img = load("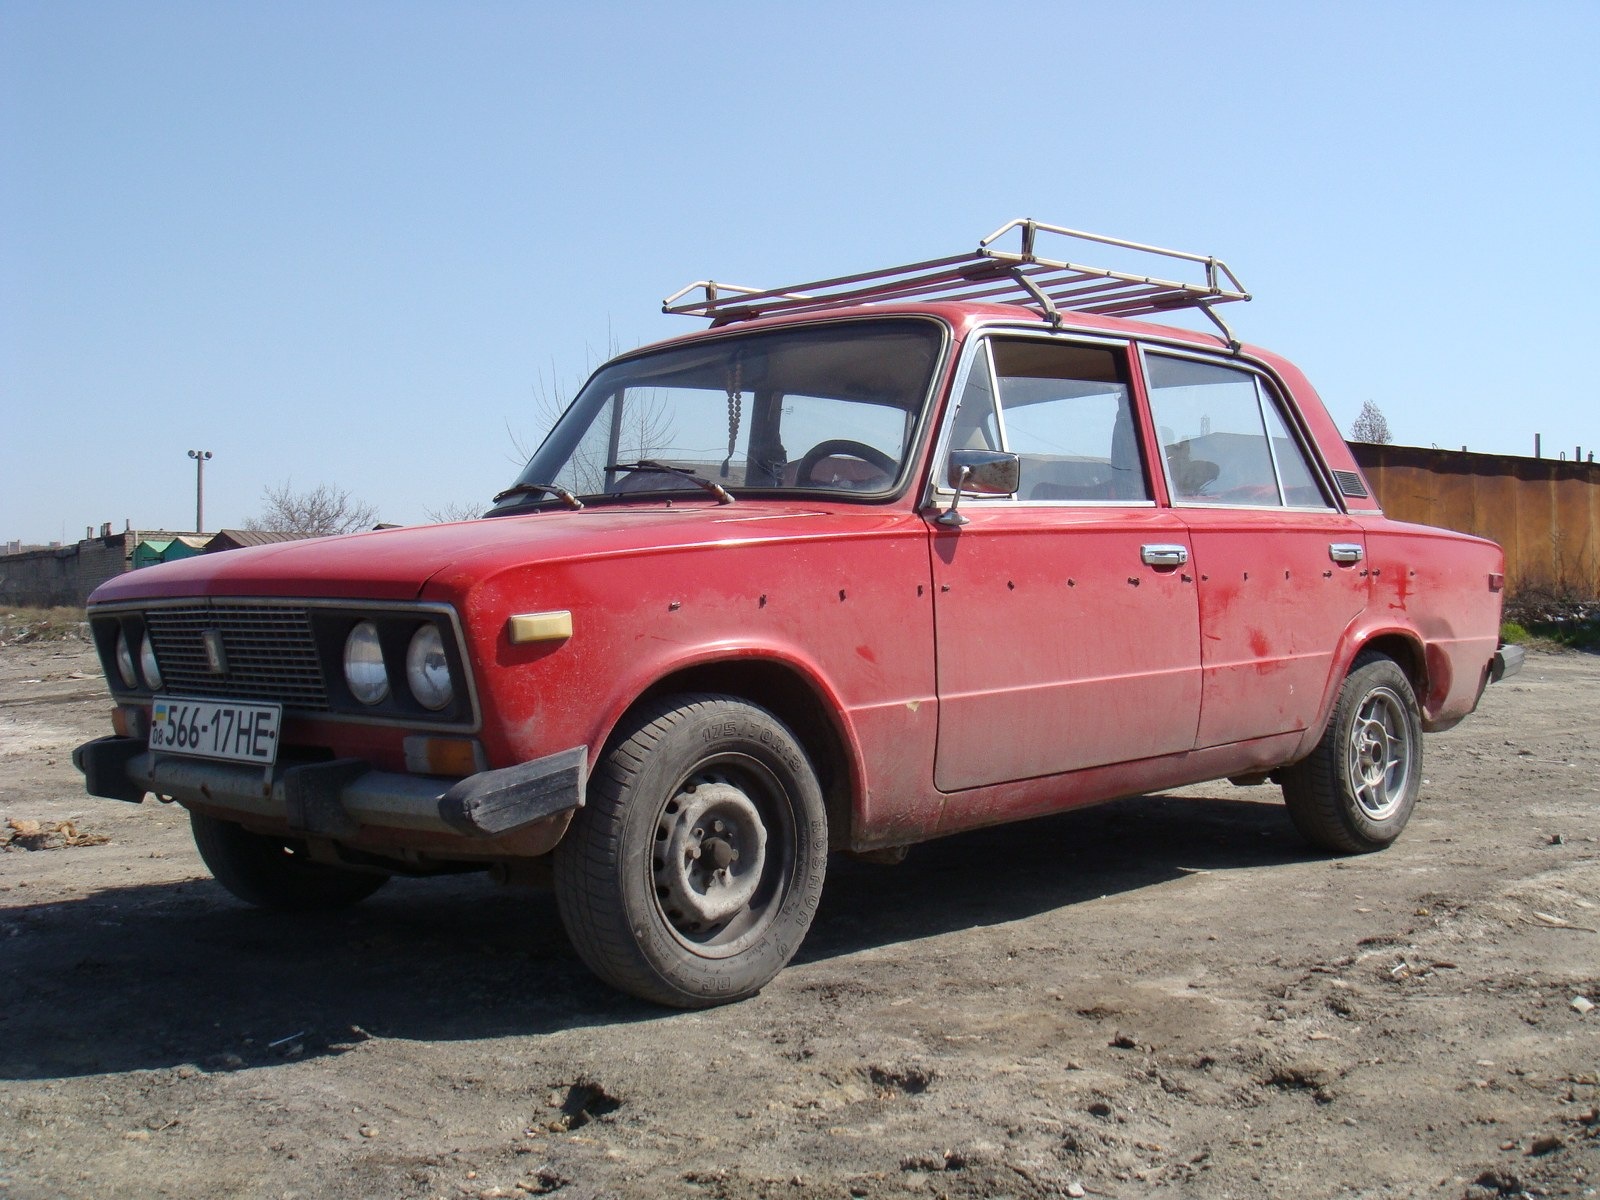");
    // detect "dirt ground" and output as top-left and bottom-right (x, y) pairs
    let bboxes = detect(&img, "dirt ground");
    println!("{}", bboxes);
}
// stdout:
(2, 639), (1597, 1200)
